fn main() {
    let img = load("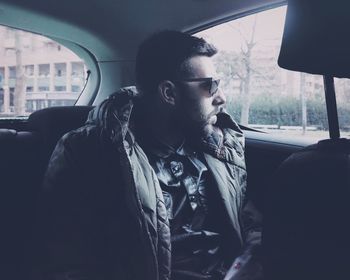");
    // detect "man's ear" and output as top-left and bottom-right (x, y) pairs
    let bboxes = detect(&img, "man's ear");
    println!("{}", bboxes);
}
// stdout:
(158, 80), (177, 106)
